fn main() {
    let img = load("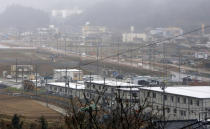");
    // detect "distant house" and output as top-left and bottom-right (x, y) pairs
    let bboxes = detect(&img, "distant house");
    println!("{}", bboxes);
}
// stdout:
(53, 69), (83, 82)
(11, 65), (33, 79)
(132, 76), (161, 86)
(195, 52), (208, 60)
